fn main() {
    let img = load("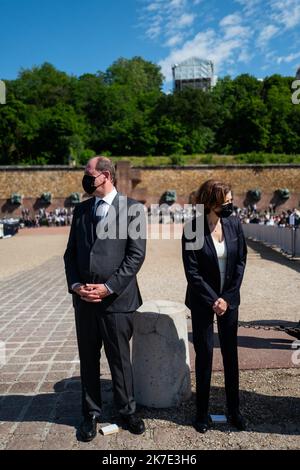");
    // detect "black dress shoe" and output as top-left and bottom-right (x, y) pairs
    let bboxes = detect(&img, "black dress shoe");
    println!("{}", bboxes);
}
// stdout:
(227, 412), (247, 431)
(121, 414), (145, 435)
(79, 415), (99, 442)
(193, 415), (212, 434)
